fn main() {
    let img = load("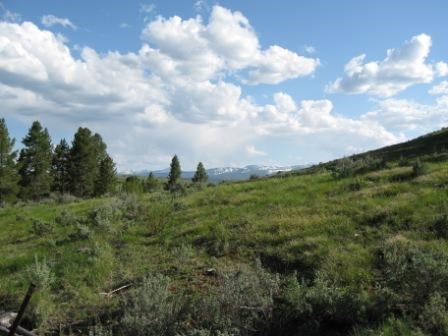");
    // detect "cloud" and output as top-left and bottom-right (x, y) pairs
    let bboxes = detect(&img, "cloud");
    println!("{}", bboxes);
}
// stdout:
(194, 0), (209, 13)
(41, 14), (77, 30)
(140, 3), (155, 14)
(327, 34), (442, 97)
(246, 145), (267, 156)
(245, 45), (319, 85)
(141, 5), (319, 84)
(0, 4), (21, 23)
(361, 97), (448, 133)
(304, 45), (316, 54)
(435, 62), (448, 77)
(120, 22), (131, 29)
(429, 81), (448, 95)
(2, 9), (445, 171)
